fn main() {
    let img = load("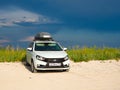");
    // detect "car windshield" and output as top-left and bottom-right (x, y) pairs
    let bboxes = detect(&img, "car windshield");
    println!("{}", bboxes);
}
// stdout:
(35, 43), (63, 51)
